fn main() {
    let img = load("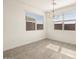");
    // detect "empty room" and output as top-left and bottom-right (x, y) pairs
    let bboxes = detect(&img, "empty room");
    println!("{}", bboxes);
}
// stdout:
(3, 0), (76, 59)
